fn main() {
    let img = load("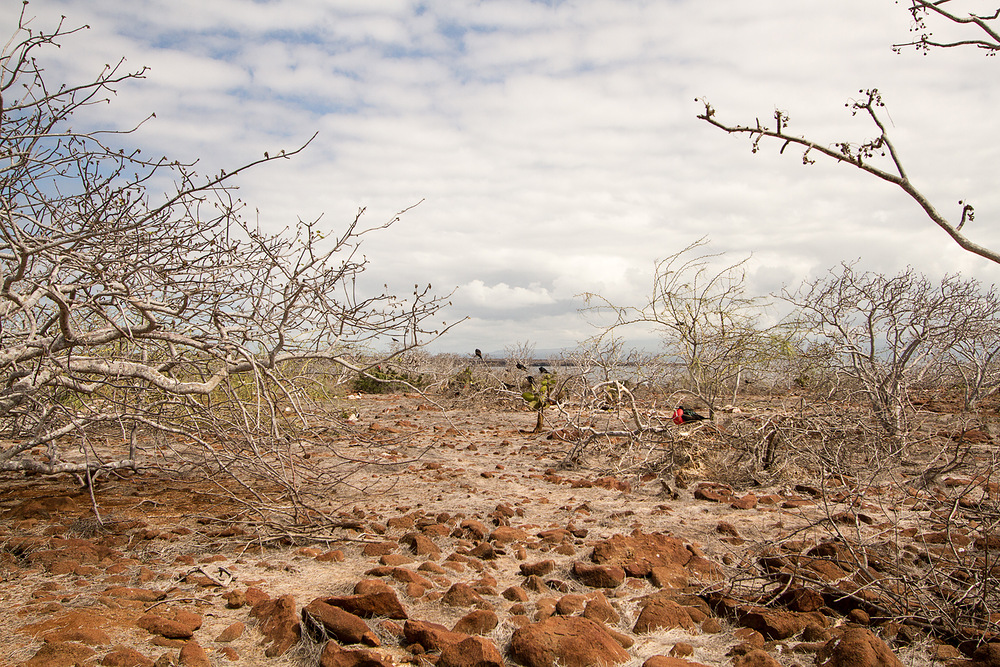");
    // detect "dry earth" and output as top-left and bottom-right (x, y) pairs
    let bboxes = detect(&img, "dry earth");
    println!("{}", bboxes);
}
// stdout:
(1, 392), (998, 667)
